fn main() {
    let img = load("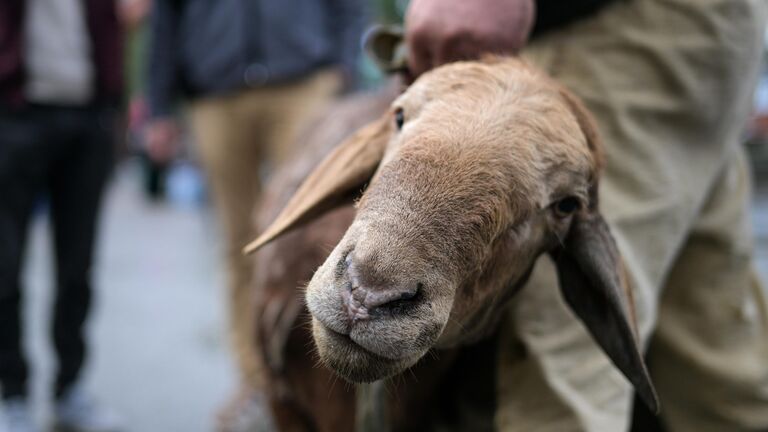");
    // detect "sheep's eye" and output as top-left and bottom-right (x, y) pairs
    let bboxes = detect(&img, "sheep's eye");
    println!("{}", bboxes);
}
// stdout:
(554, 197), (580, 217)
(394, 108), (405, 130)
